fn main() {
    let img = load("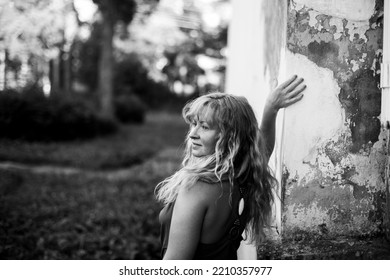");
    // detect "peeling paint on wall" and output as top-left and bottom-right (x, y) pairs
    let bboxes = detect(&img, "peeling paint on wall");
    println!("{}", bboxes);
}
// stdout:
(283, 0), (385, 238)
(293, 0), (376, 21)
(288, 1), (383, 152)
(282, 51), (346, 183)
